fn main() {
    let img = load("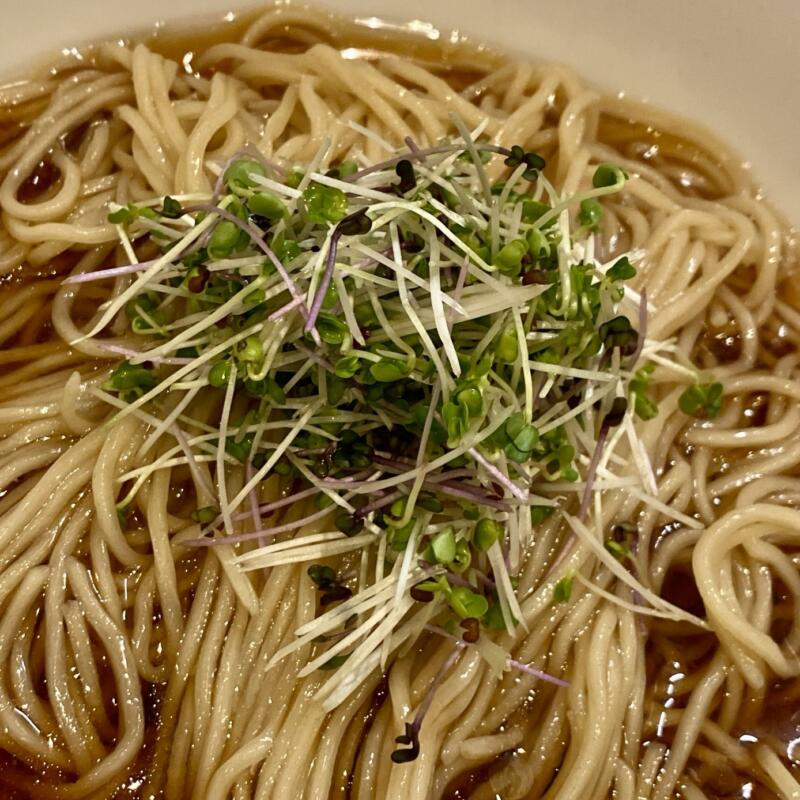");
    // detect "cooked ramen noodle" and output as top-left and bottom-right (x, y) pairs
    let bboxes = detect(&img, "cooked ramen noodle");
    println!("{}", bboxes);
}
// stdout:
(0, 5), (798, 800)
